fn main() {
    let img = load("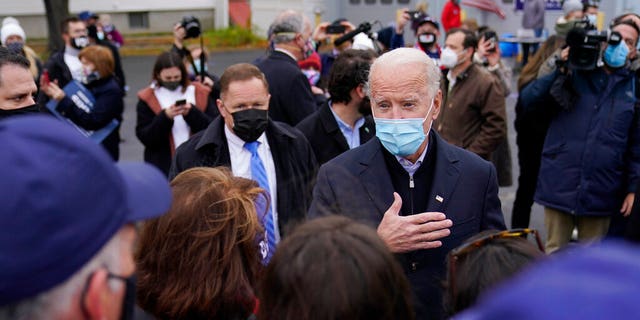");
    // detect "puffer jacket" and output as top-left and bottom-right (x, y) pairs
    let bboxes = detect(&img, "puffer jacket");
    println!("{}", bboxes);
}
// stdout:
(521, 66), (640, 216)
